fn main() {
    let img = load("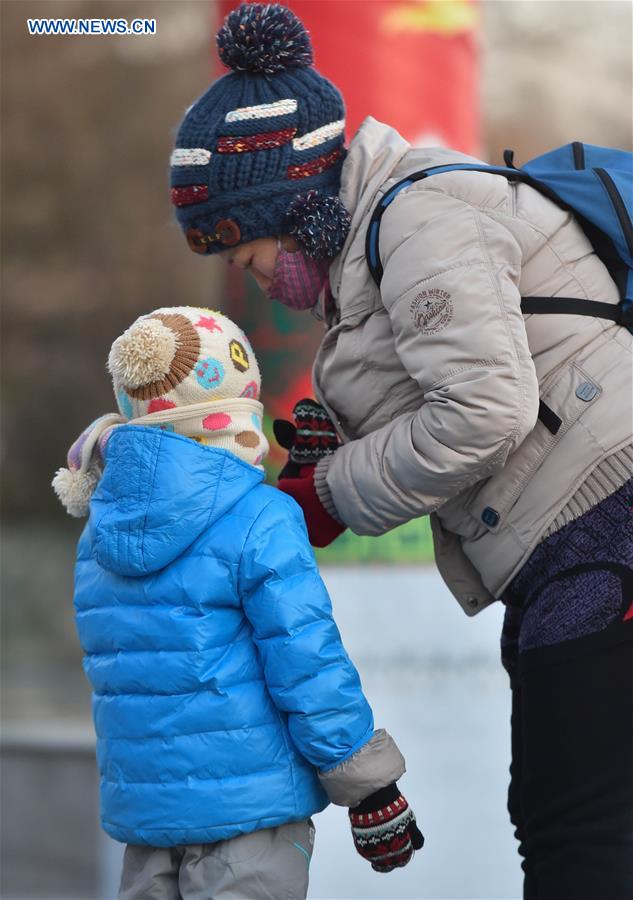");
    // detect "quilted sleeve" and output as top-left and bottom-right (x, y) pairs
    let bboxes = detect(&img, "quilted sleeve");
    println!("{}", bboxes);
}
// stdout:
(321, 186), (540, 536)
